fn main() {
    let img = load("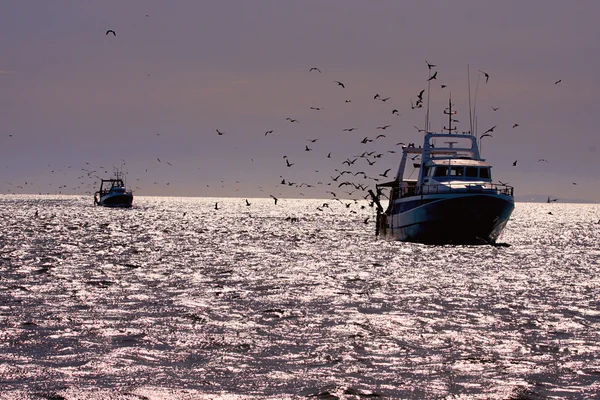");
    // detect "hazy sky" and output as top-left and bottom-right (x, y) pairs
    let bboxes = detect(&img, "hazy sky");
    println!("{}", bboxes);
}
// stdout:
(2, 1), (599, 201)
